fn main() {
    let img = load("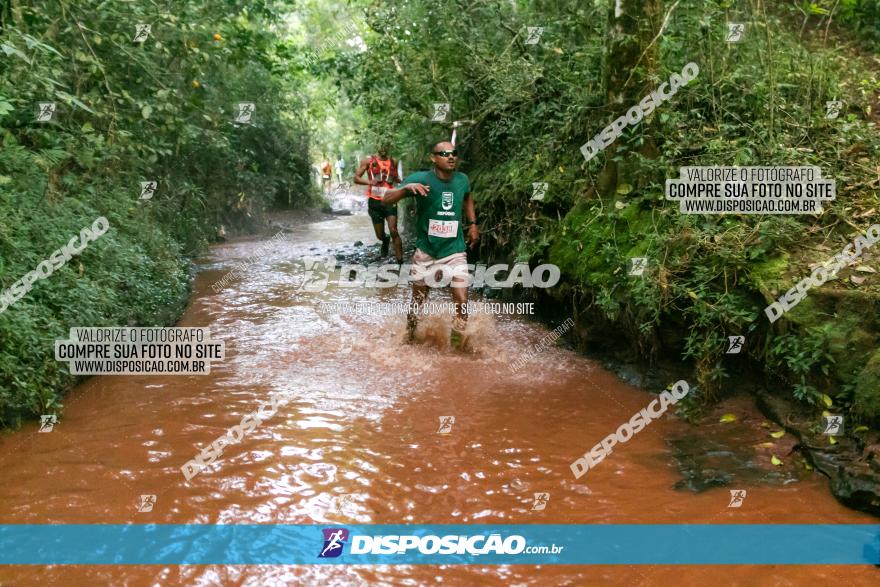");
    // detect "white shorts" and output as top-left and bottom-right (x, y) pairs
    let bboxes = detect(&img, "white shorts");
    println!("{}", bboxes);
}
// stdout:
(409, 248), (468, 287)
